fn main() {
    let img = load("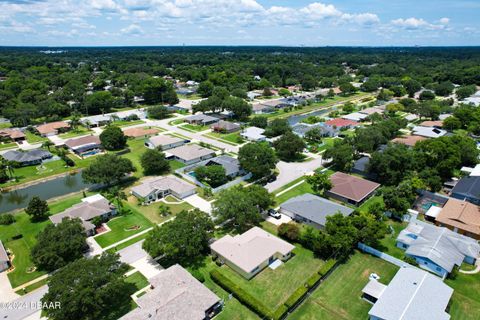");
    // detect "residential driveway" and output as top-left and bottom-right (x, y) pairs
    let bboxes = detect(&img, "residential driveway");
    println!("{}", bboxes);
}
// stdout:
(266, 214), (292, 226)
(265, 157), (324, 192)
(184, 194), (212, 214)
(131, 257), (164, 279)
(118, 241), (148, 265)
(0, 285), (48, 320)
(0, 272), (19, 303)
(85, 237), (103, 258)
